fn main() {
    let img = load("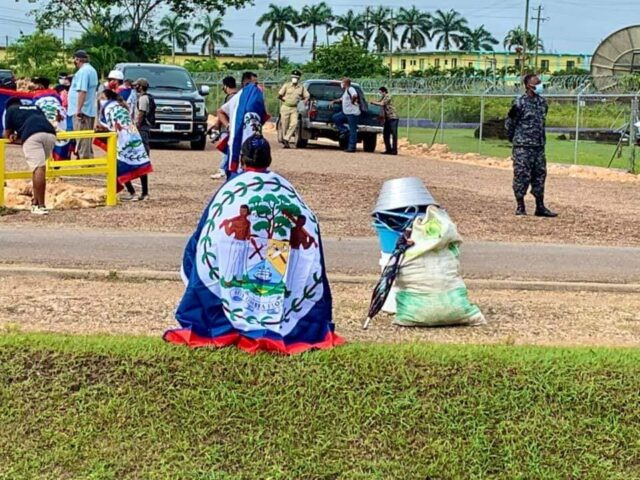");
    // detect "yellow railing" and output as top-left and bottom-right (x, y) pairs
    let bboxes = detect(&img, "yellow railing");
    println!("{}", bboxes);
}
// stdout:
(0, 130), (117, 208)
